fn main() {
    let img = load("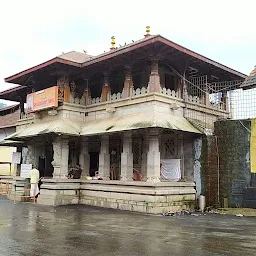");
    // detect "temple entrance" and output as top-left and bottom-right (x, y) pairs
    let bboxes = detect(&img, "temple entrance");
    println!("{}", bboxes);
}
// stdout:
(38, 156), (45, 178)
(44, 144), (54, 177)
(89, 152), (99, 177)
